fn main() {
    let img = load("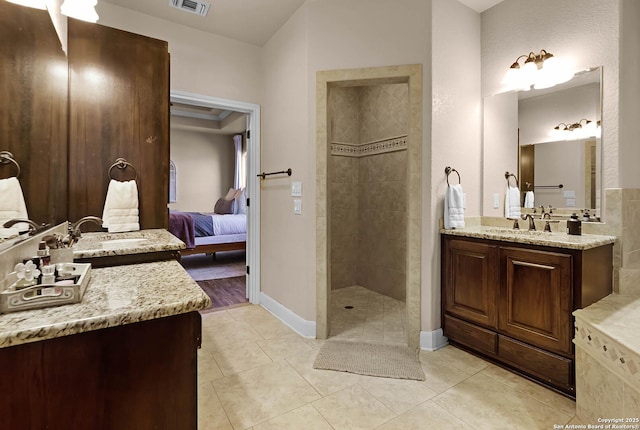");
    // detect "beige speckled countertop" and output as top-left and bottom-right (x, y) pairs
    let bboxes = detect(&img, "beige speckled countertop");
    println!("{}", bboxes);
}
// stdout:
(73, 229), (185, 259)
(0, 260), (210, 348)
(440, 226), (616, 250)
